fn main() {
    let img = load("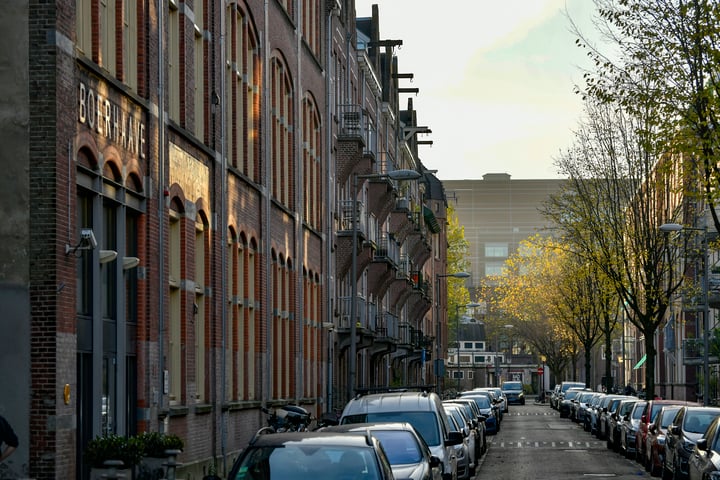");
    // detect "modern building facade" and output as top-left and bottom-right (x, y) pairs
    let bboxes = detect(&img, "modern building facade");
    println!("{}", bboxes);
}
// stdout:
(0, 1), (448, 479)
